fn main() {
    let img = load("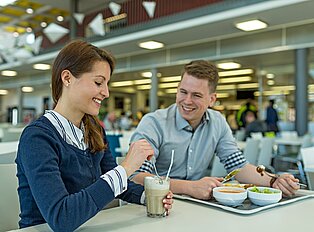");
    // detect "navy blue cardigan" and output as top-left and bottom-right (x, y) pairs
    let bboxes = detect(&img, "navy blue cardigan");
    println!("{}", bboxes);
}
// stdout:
(16, 116), (144, 232)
